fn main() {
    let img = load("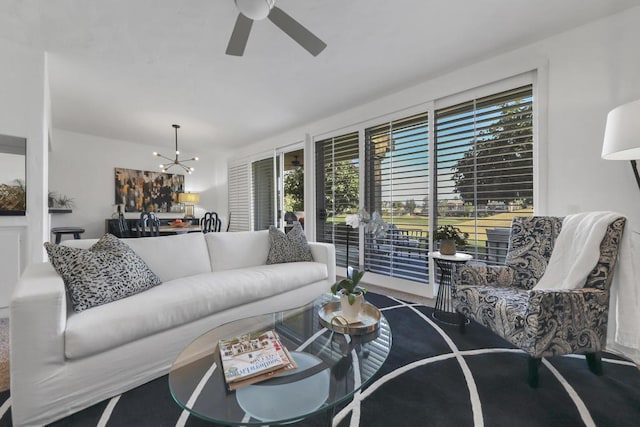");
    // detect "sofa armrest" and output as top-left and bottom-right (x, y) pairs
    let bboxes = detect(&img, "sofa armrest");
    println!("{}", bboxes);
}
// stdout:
(524, 288), (610, 357)
(453, 264), (515, 288)
(309, 242), (336, 284)
(10, 262), (67, 379)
